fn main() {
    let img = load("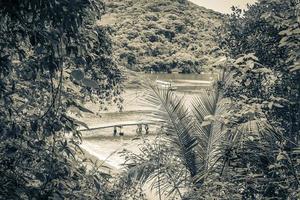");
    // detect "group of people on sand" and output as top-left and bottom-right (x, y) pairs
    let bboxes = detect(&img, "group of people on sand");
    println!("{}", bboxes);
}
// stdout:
(113, 124), (149, 136)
